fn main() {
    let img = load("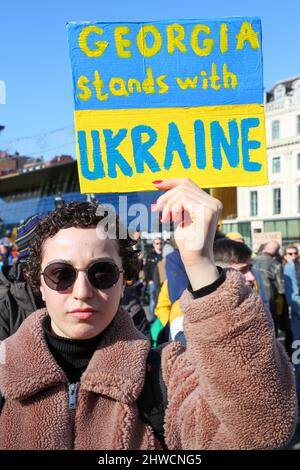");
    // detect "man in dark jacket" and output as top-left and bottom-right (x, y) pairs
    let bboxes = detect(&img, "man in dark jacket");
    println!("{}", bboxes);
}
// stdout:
(122, 281), (151, 340)
(0, 214), (46, 341)
(252, 240), (285, 335)
(144, 238), (163, 322)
